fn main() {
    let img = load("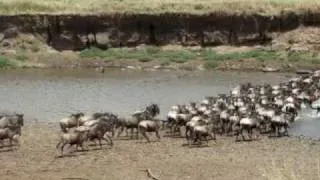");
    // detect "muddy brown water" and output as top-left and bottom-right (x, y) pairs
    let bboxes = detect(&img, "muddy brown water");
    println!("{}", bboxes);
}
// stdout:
(0, 69), (318, 138)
